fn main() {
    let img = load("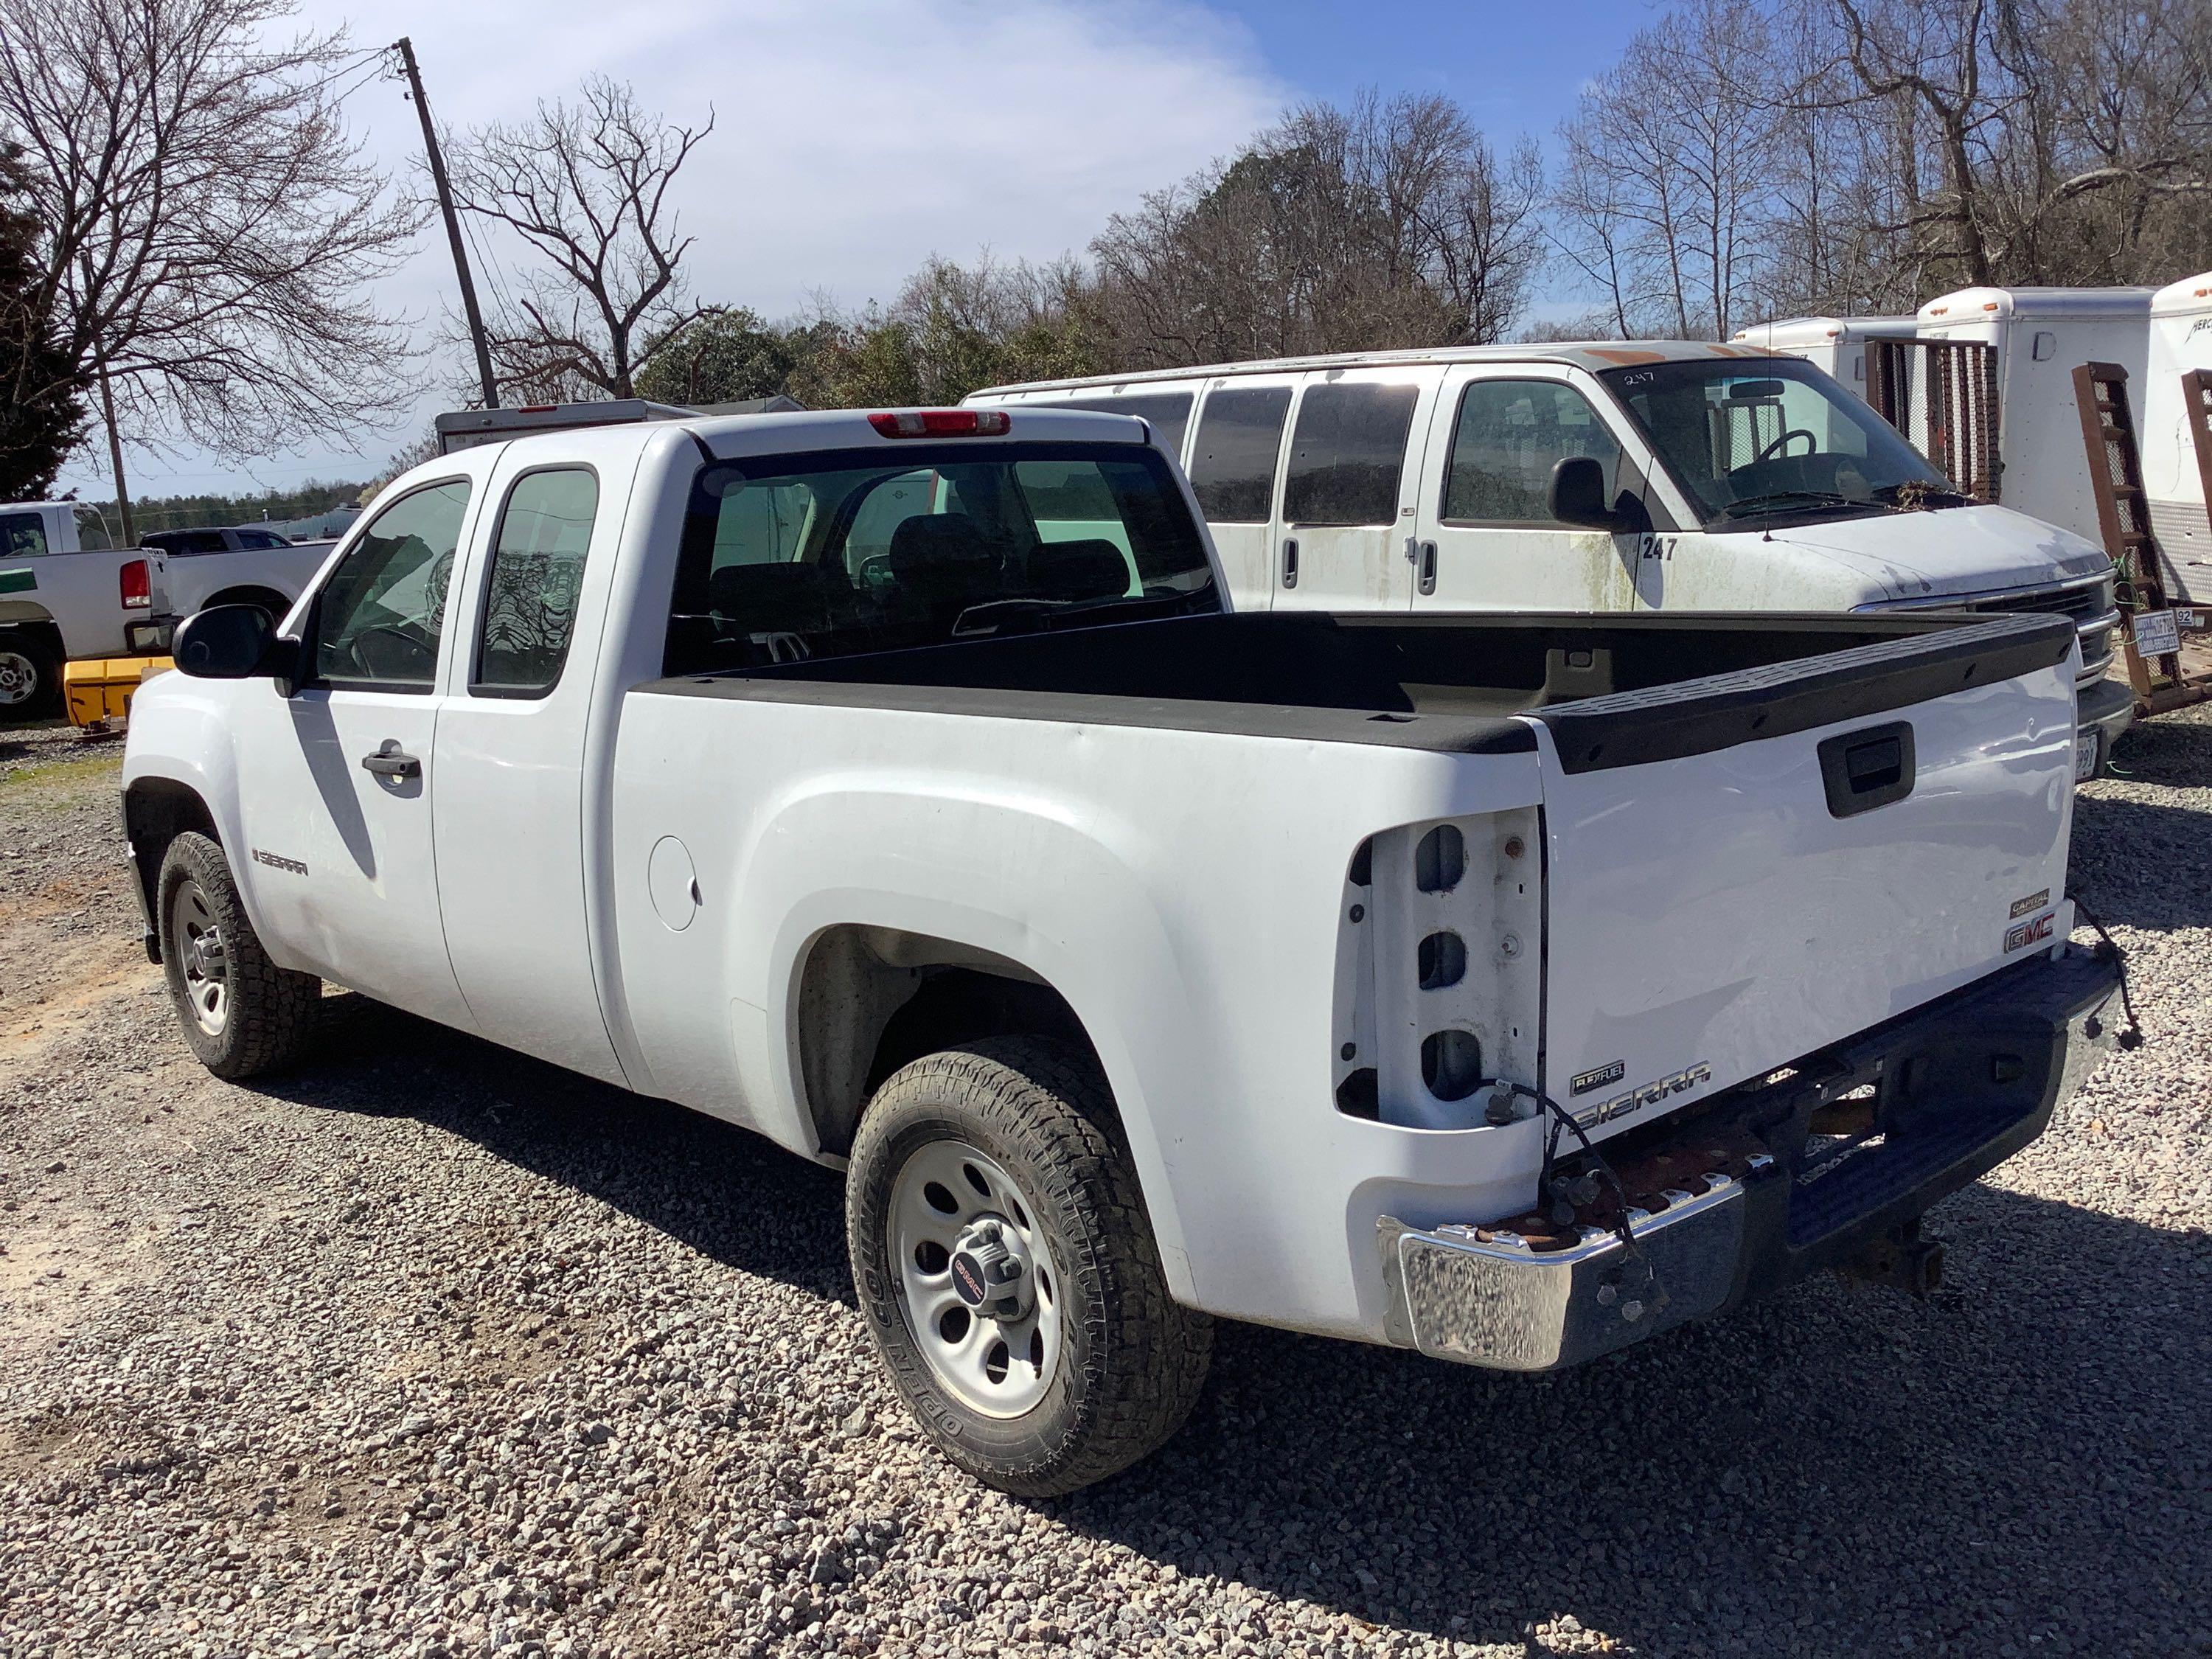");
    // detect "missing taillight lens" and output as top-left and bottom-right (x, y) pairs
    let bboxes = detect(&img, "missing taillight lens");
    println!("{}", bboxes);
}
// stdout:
(868, 409), (1011, 439)
(120, 558), (150, 610)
